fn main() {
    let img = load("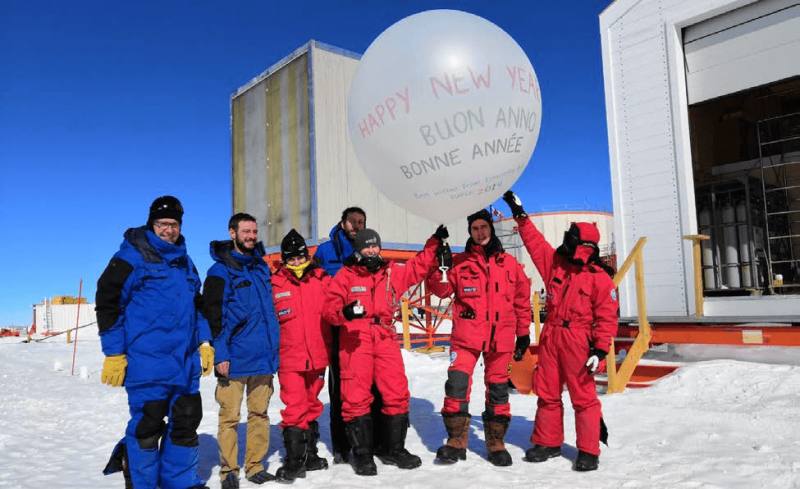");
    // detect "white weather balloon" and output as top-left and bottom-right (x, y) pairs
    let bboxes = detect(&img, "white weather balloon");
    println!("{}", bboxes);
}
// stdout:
(348, 9), (542, 224)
